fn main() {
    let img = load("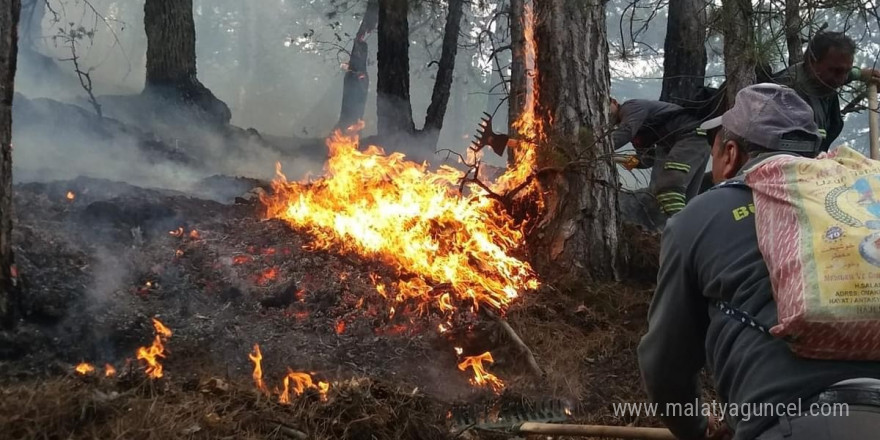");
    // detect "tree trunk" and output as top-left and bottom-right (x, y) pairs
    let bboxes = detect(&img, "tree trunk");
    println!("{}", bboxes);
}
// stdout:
(508, 0), (526, 135)
(507, 0), (528, 170)
(659, 0), (707, 104)
(338, 0), (379, 130)
(143, 0), (230, 125)
(421, 0), (465, 146)
(376, 0), (414, 136)
(784, 0), (802, 65)
(0, 0), (21, 328)
(722, 0), (756, 107)
(528, 0), (619, 285)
